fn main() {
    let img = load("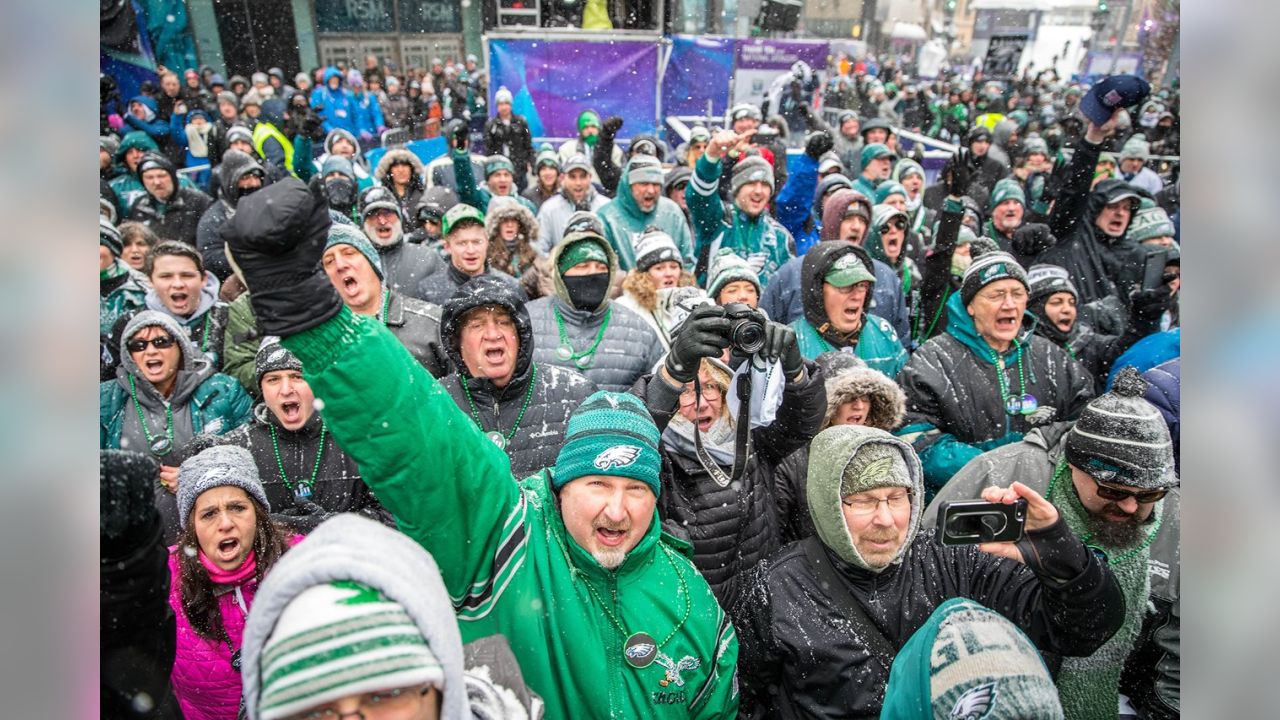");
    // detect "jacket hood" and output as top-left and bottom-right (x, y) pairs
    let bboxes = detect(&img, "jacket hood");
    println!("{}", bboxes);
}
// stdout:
(943, 292), (1037, 363)
(117, 310), (215, 406)
(992, 118), (1017, 147)
(549, 232), (618, 313)
(114, 131), (159, 163)
(863, 205), (909, 268)
(319, 154), (356, 182)
(135, 152), (178, 193)
(484, 197), (538, 246)
(613, 156), (659, 220)
(240, 514), (470, 720)
(321, 66), (344, 86)
(219, 149), (266, 210)
(891, 157), (925, 184)
(324, 128), (360, 155)
(800, 242), (875, 331)
(813, 174), (854, 218)
(440, 275), (535, 390)
(375, 148), (426, 182)
(259, 97), (286, 127)
(819, 190), (872, 244)
(805, 424), (925, 571)
(823, 366), (907, 431)
(484, 198), (539, 275)
(1087, 178), (1144, 235)
(128, 94), (158, 114)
